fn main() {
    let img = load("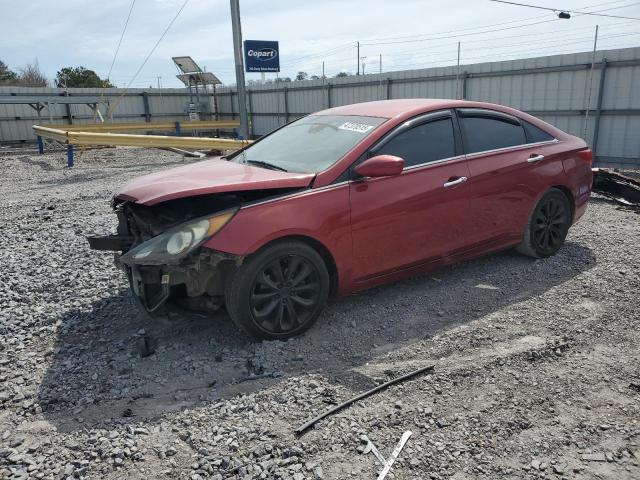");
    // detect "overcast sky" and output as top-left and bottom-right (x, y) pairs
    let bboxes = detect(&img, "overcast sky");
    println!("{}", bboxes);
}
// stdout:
(1, 0), (639, 88)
